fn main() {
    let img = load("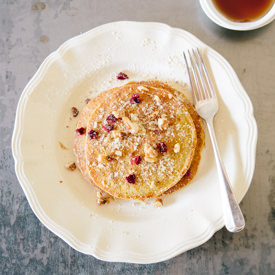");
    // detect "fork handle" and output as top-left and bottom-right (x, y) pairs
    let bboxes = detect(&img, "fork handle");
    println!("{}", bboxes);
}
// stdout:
(206, 118), (245, 233)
